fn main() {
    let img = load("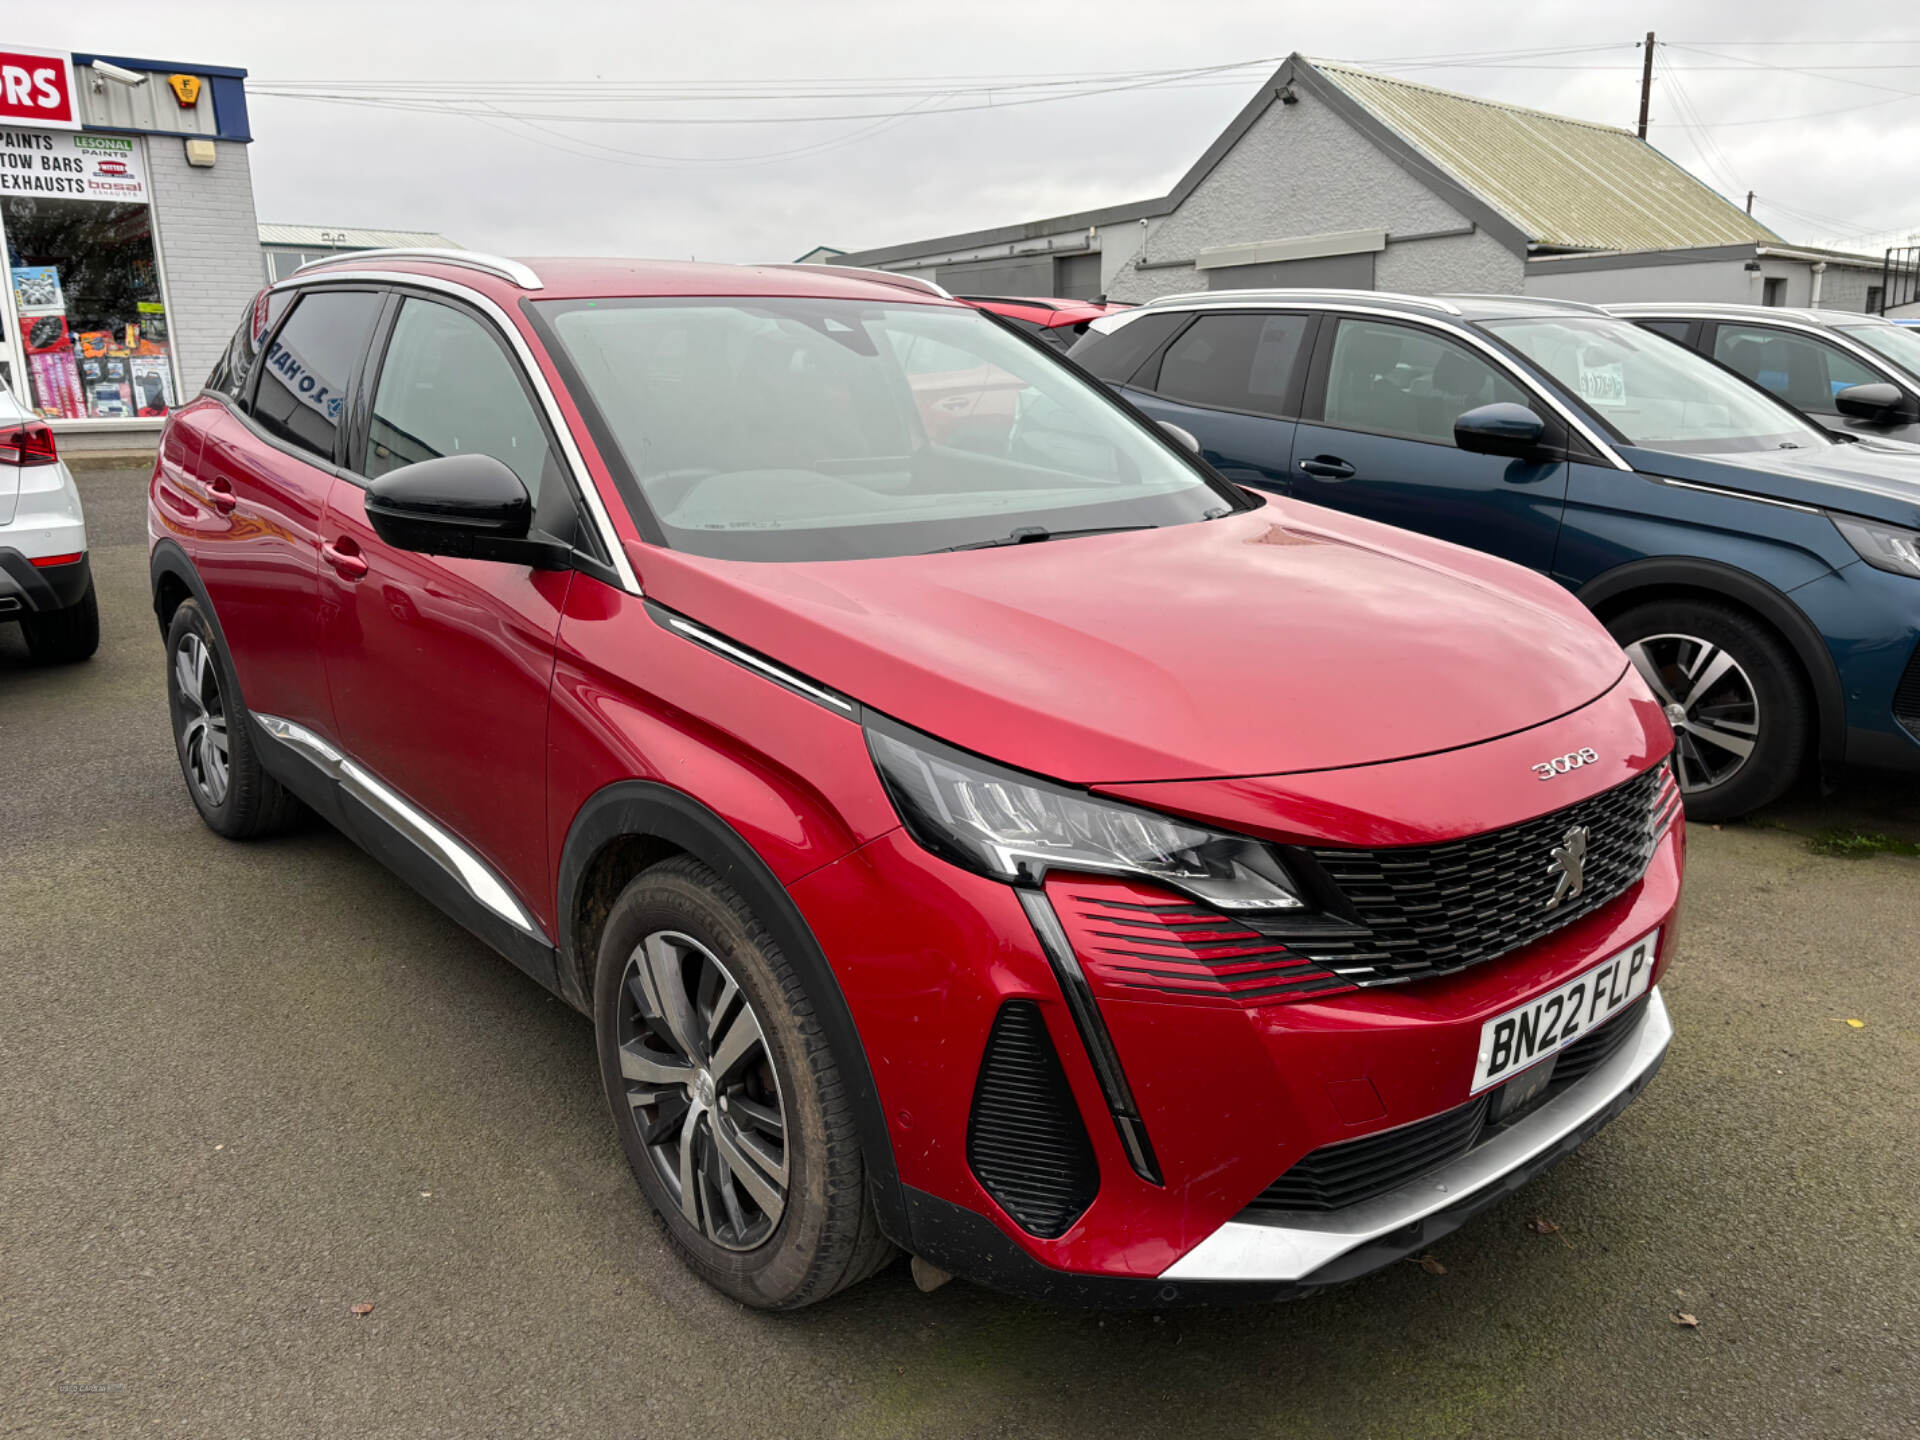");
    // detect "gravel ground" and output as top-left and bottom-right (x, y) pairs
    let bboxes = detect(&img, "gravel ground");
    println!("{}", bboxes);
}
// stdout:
(3, 468), (1916, 1439)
